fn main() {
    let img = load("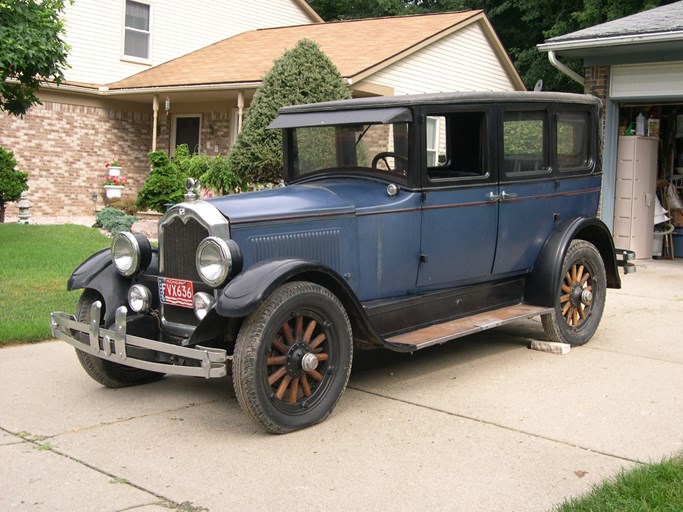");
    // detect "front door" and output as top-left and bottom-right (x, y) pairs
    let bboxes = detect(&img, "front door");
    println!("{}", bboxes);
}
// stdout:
(173, 115), (201, 154)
